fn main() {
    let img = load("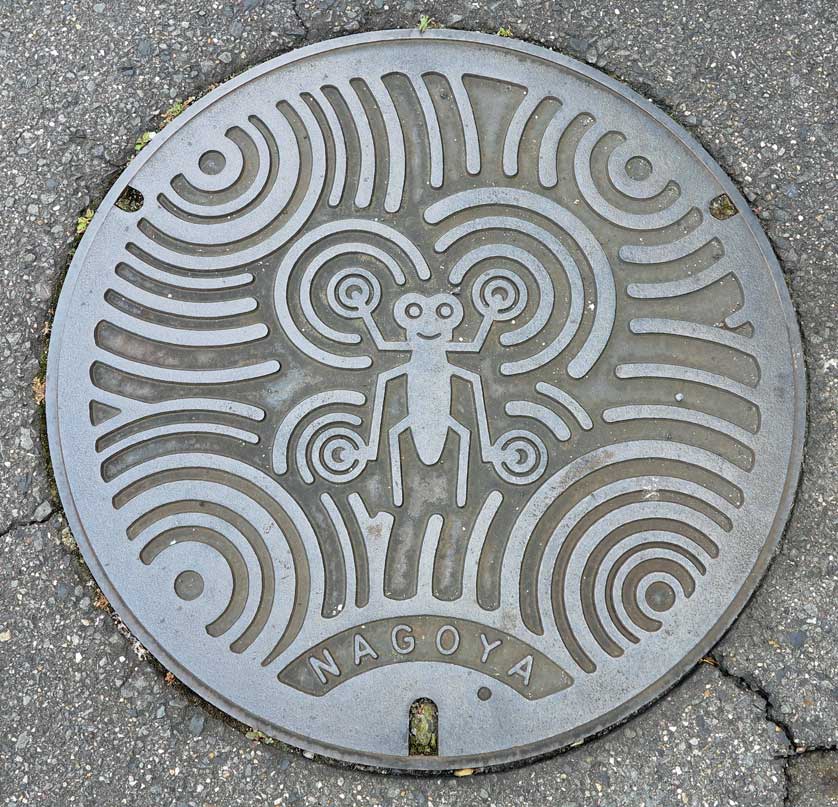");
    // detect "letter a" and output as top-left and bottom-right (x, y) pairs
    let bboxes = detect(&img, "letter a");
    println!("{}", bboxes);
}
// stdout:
(507, 655), (533, 687)
(353, 633), (379, 666)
